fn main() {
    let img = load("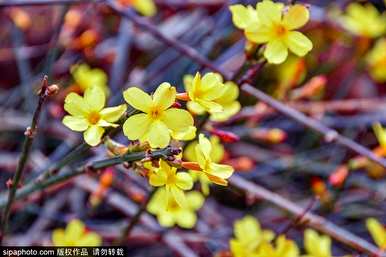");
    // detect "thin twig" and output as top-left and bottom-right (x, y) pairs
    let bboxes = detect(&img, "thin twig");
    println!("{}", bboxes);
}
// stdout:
(0, 76), (50, 243)
(241, 84), (386, 169)
(106, 0), (231, 80)
(115, 188), (157, 245)
(0, 0), (100, 7)
(229, 175), (384, 257)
